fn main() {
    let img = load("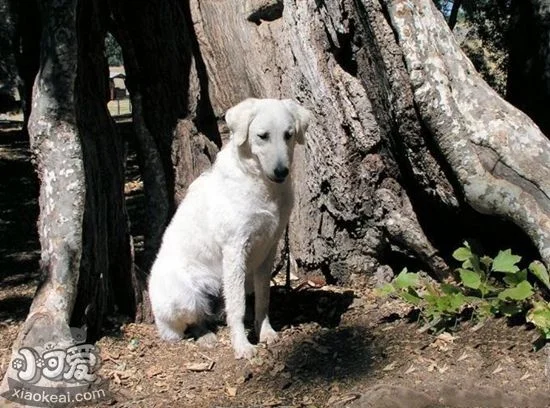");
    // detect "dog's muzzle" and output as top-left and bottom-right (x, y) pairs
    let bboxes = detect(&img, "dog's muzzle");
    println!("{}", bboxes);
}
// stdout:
(272, 165), (289, 183)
